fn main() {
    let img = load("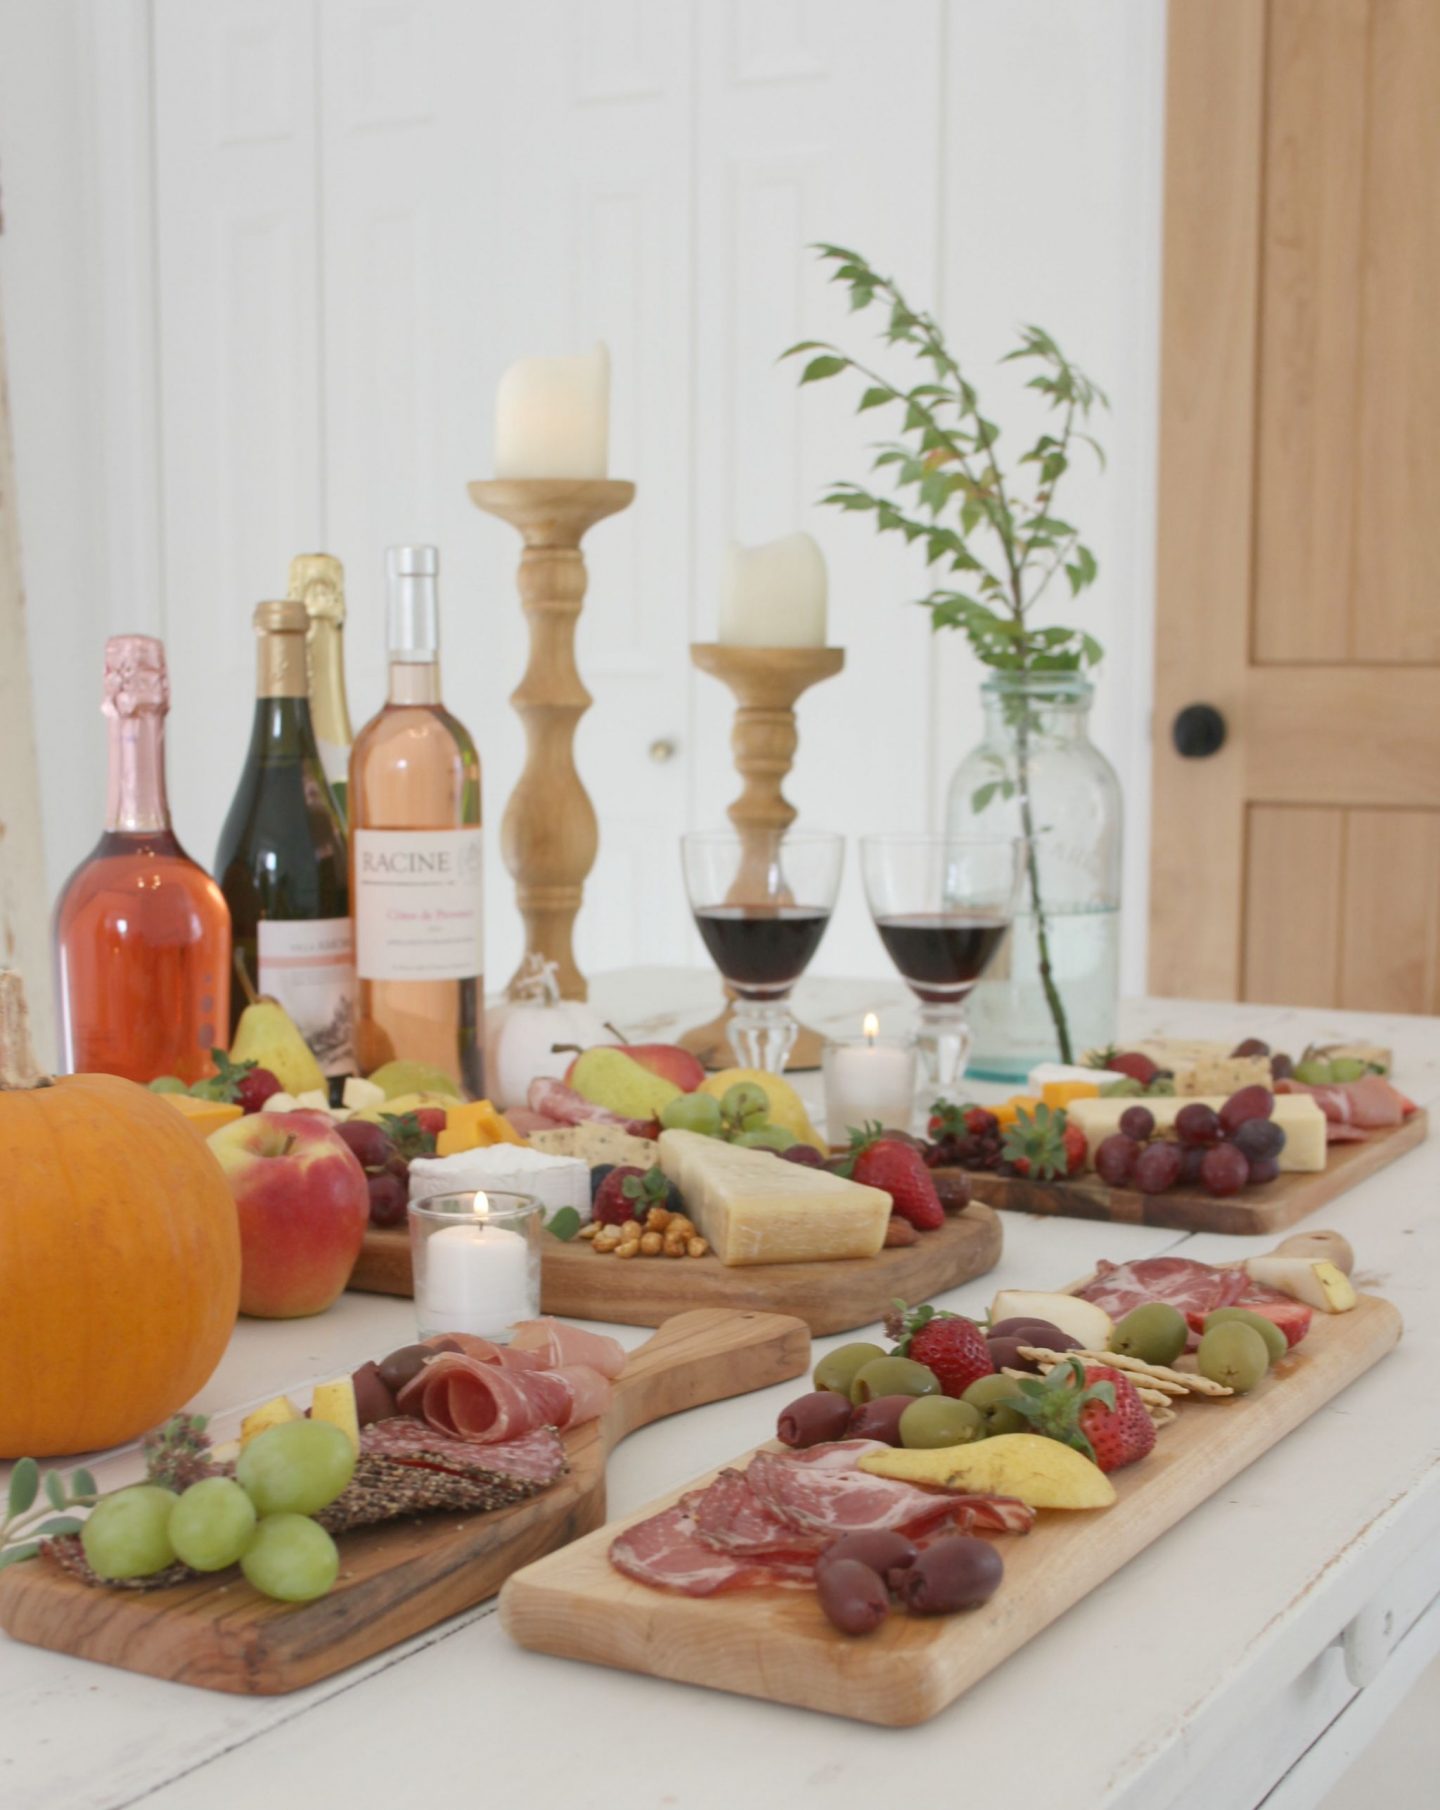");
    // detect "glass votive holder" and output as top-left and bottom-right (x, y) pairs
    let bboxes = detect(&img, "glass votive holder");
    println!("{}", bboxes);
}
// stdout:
(822, 1027), (919, 1146)
(407, 1189), (542, 1342)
